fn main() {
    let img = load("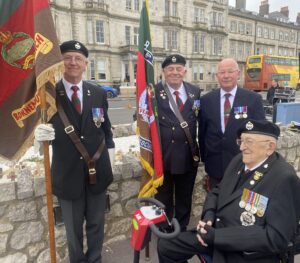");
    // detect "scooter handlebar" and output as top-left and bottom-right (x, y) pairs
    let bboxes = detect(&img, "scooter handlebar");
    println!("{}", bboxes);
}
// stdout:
(149, 218), (181, 239)
(135, 197), (165, 210)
